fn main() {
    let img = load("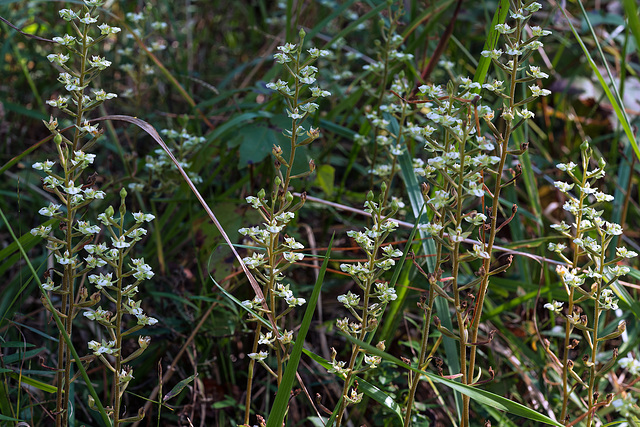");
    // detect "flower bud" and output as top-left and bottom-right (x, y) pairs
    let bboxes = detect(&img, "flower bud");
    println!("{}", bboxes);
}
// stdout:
(138, 336), (151, 349)
(580, 140), (590, 152)
(54, 133), (62, 145)
(366, 190), (374, 202)
(285, 191), (294, 203)
(258, 188), (266, 199)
